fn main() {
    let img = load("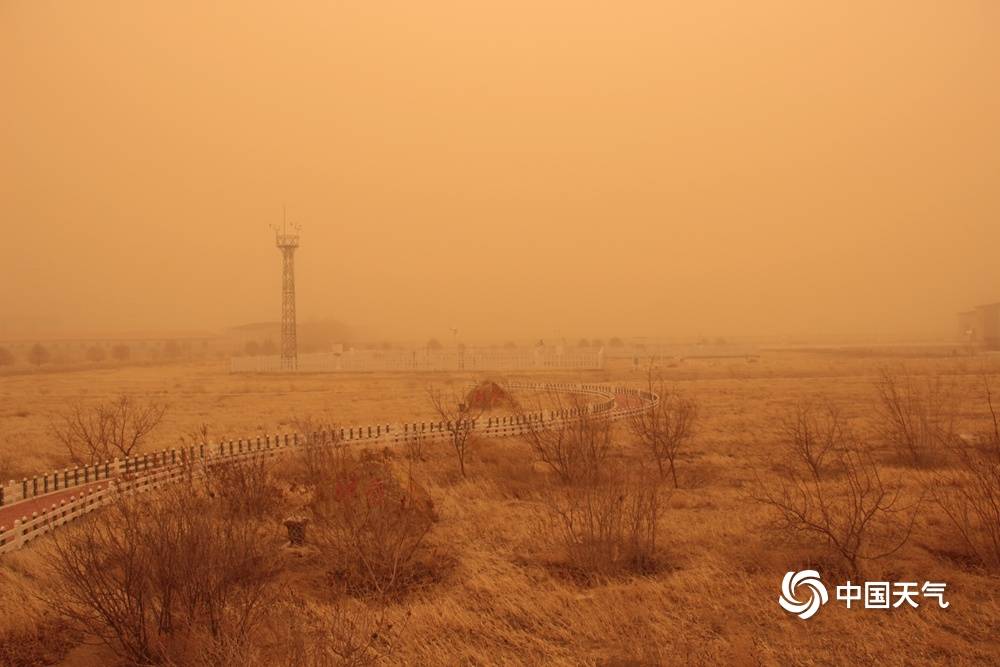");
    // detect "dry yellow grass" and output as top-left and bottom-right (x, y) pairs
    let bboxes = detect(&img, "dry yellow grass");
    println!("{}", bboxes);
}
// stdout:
(1, 351), (999, 665)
